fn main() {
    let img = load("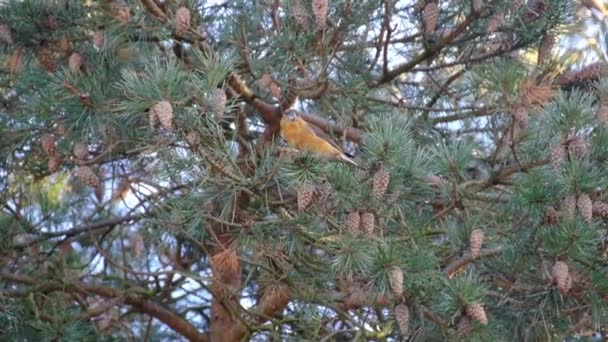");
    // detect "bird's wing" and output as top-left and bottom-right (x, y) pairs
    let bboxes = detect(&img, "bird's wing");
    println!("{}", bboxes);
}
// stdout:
(307, 121), (343, 150)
